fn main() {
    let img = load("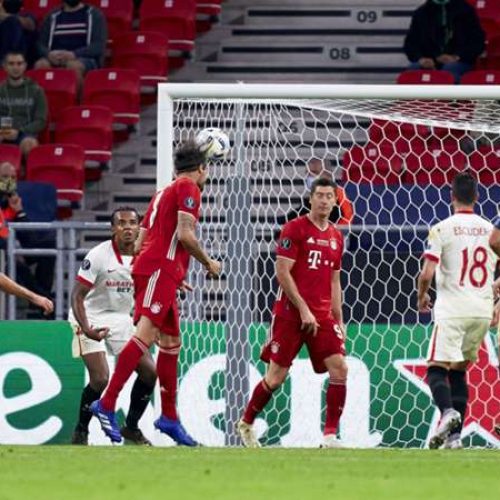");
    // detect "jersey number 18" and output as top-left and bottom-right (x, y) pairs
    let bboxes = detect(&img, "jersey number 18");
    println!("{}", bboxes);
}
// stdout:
(459, 246), (488, 288)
